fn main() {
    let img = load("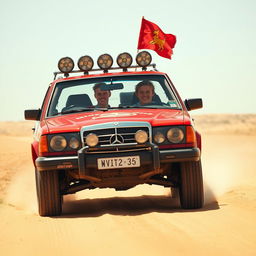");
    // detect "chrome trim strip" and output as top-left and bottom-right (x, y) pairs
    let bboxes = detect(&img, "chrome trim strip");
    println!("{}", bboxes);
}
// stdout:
(94, 142), (138, 148)
(38, 156), (78, 161)
(85, 147), (151, 154)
